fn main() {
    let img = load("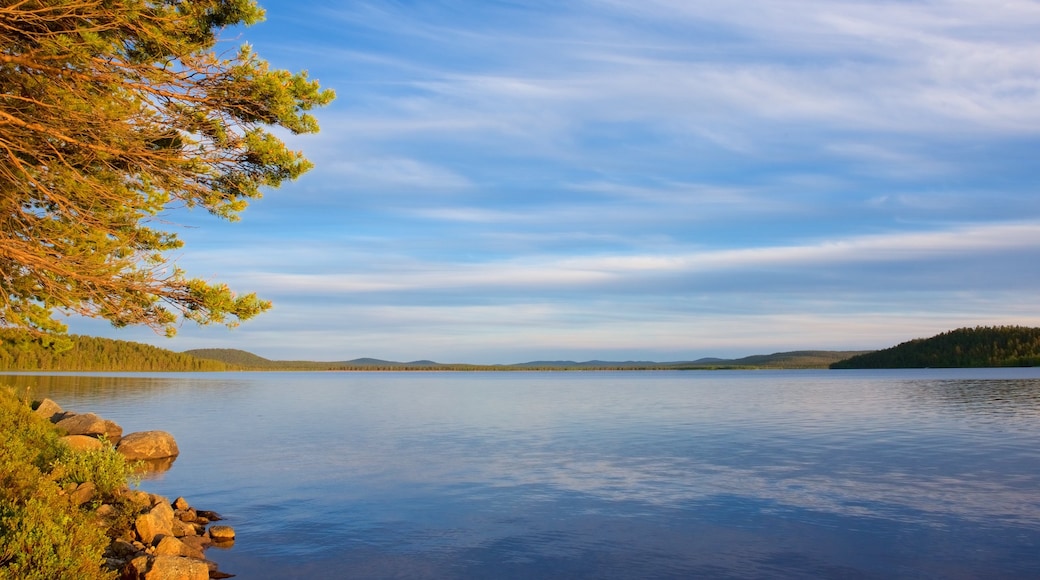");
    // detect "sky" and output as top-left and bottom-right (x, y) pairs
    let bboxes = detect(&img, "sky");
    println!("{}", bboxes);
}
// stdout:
(70, 0), (1040, 364)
